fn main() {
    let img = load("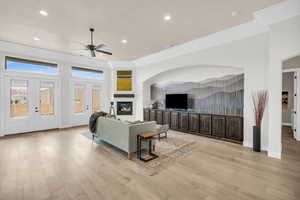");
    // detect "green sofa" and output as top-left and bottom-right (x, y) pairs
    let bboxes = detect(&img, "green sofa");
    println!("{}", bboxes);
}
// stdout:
(95, 117), (157, 159)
